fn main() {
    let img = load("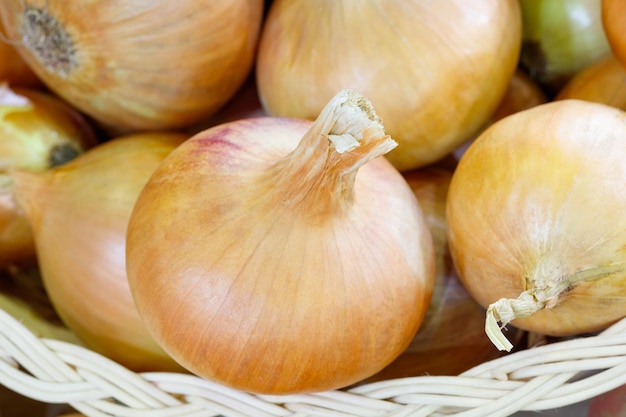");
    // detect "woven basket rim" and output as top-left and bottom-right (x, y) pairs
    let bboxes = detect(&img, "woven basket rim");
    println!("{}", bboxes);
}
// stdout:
(1, 307), (625, 416)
